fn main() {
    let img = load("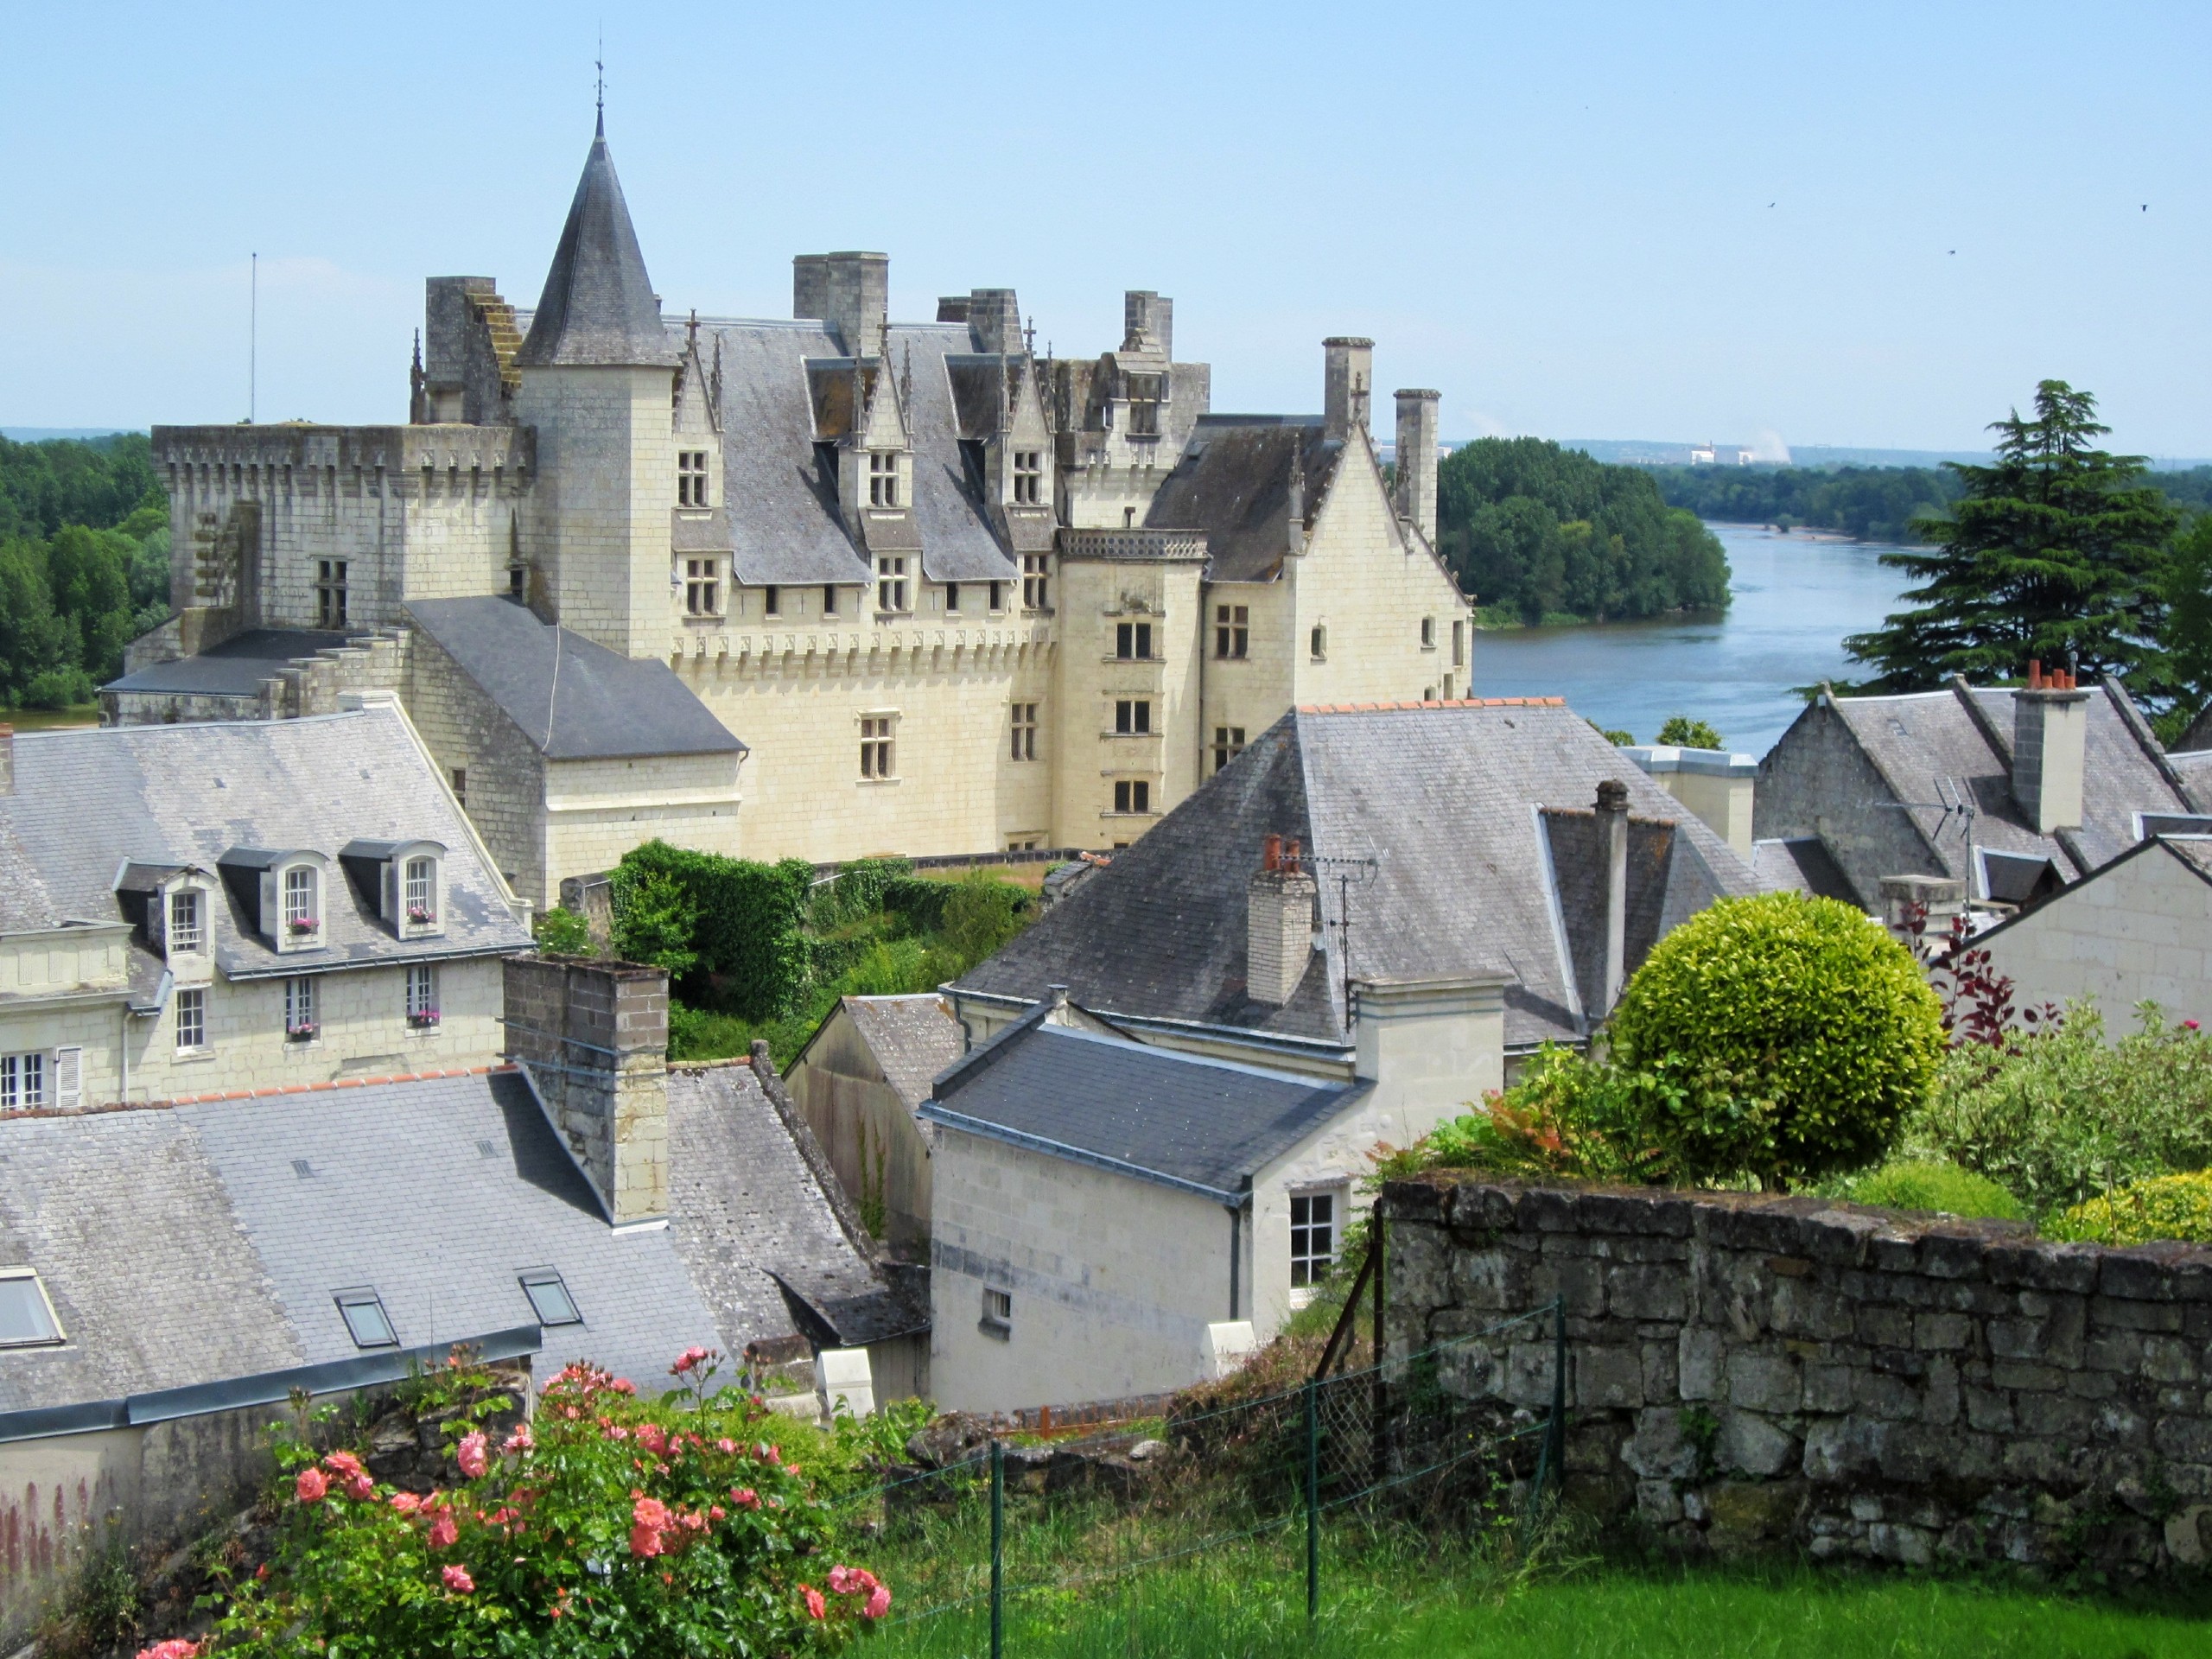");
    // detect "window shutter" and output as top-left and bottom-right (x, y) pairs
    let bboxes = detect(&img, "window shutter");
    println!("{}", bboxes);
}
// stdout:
(53, 1046), (81, 1108)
